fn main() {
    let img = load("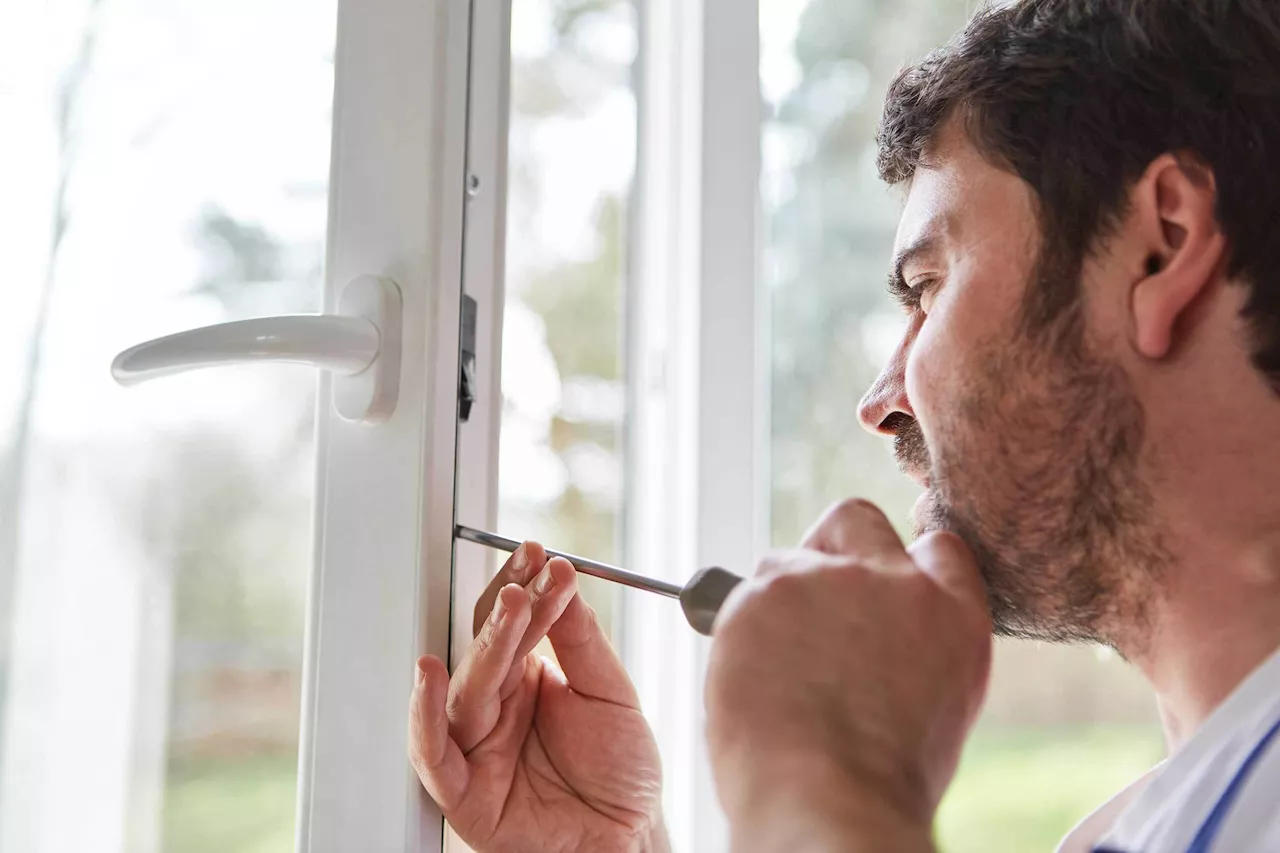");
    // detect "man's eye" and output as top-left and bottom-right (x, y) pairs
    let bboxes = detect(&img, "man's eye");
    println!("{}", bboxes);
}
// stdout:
(911, 277), (940, 314)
